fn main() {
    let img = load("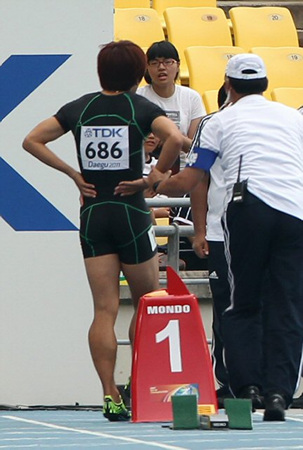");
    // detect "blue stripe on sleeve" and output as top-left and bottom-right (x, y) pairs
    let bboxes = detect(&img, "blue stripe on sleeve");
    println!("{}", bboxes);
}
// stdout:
(186, 147), (218, 171)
